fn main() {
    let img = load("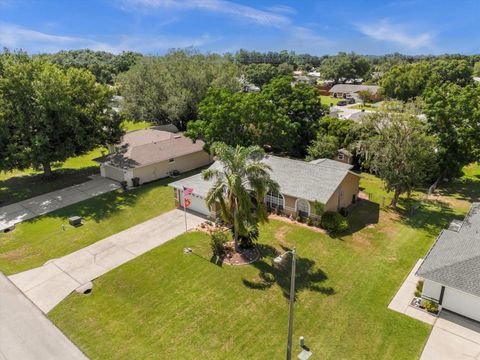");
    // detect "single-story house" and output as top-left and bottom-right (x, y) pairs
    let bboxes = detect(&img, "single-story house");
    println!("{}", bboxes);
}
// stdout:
(329, 84), (380, 99)
(309, 158), (353, 170)
(310, 149), (353, 167)
(169, 155), (360, 219)
(417, 203), (480, 322)
(95, 127), (212, 186)
(293, 75), (317, 85)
